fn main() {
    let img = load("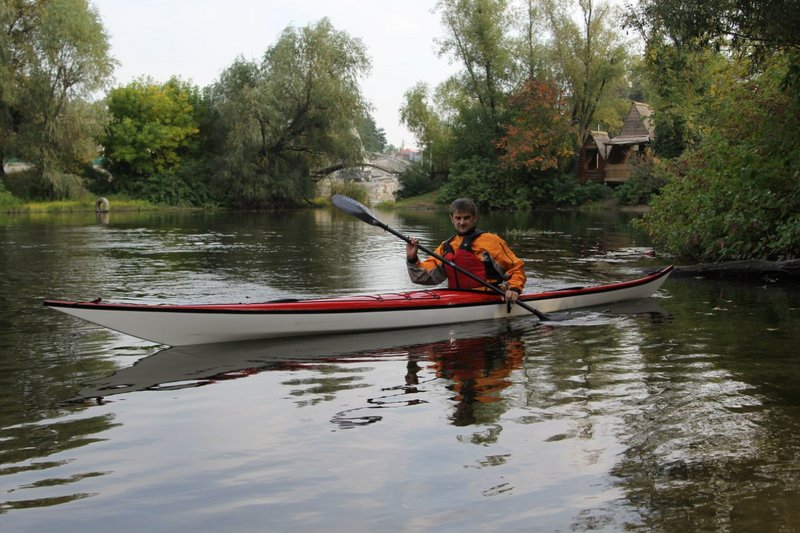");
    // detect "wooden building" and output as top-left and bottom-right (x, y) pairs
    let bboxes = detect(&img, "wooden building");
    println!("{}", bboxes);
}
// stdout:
(578, 102), (654, 184)
(577, 131), (610, 184)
